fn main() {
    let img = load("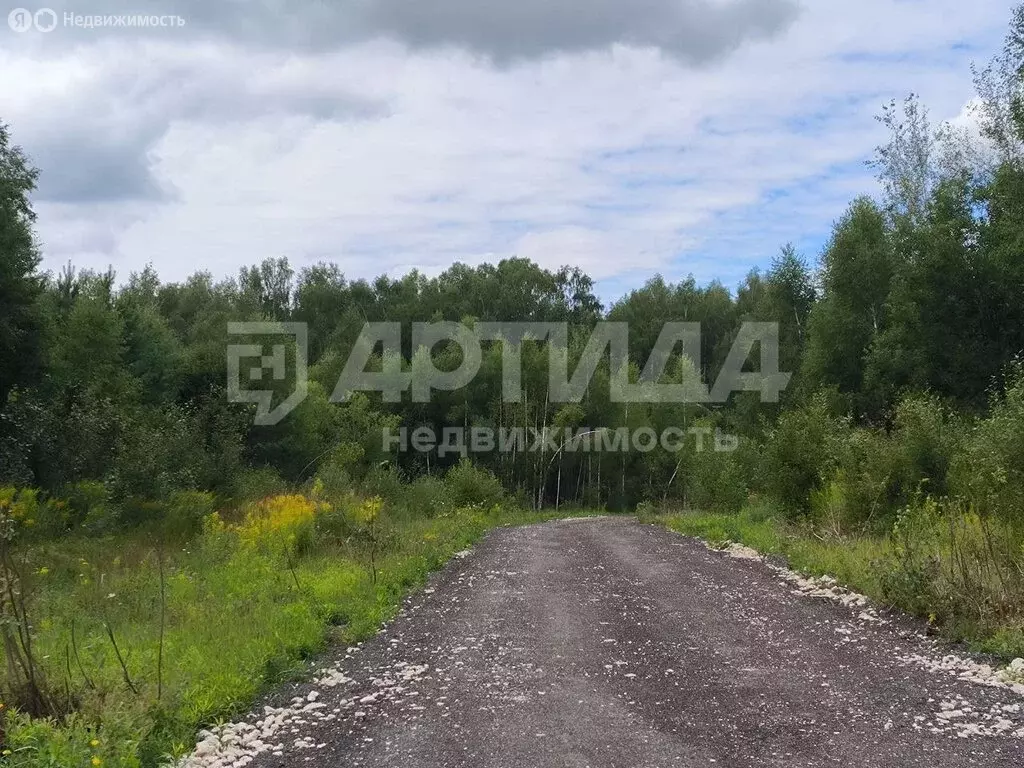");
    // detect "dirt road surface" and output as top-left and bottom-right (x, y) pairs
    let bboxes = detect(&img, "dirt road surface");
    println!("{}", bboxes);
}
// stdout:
(230, 517), (1024, 768)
